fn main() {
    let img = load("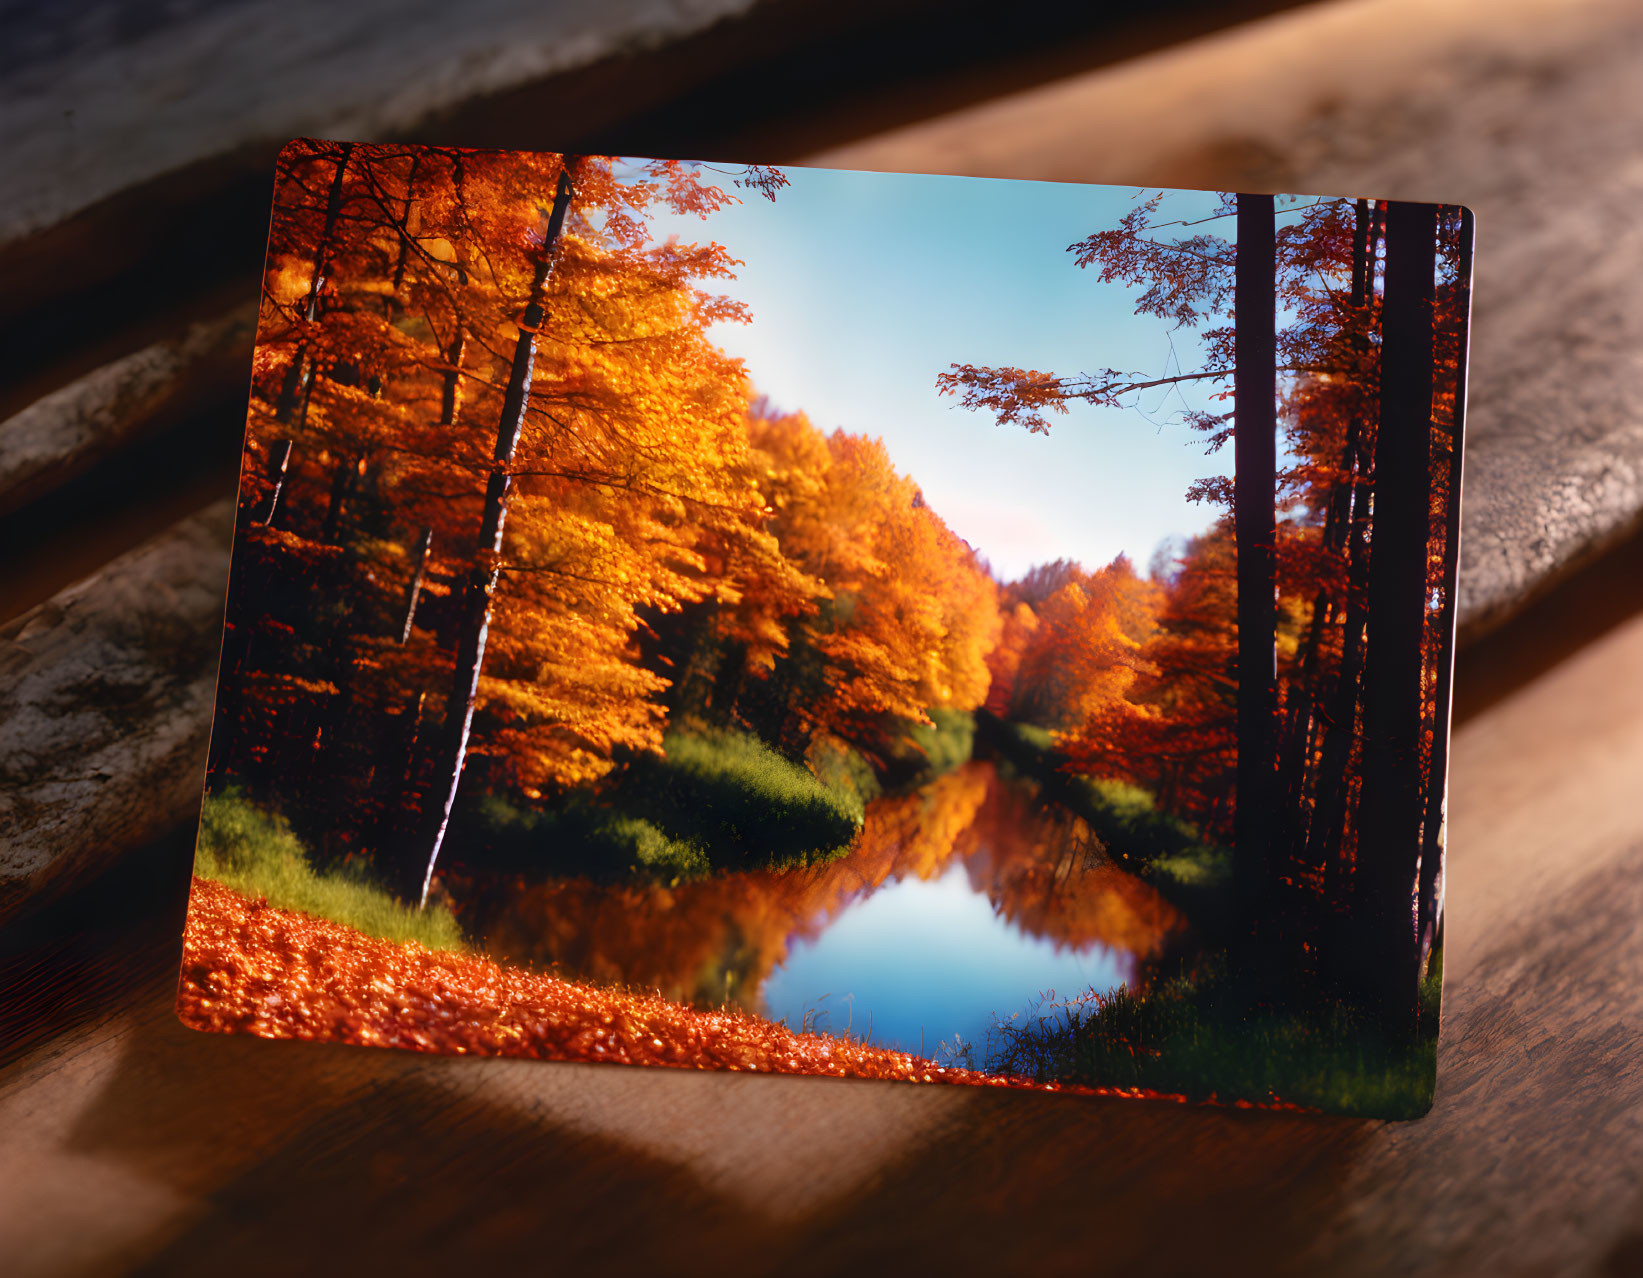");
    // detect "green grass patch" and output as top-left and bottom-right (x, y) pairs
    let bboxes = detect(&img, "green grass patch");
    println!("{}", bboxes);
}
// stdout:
(981, 957), (1439, 1119)
(1065, 776), (1218, 869)
(1000, 720), (1055, 755)
(624, 727), (863, 871)
(460, 727), (864, 881)
(196, 790), (464, 949)
(462, 792), (709, 882)
(804, 734), (882, 820)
